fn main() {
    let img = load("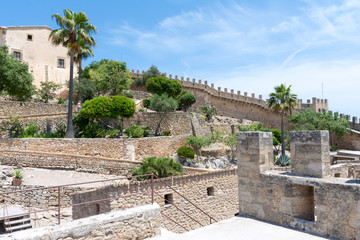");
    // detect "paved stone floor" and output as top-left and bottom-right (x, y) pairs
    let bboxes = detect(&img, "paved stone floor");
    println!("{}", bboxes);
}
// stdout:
(149, 216), (333, 240)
